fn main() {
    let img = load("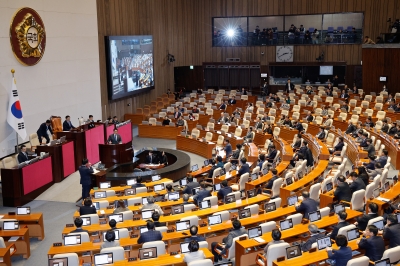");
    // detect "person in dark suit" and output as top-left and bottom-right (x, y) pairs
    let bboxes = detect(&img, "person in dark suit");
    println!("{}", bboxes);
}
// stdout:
(381, 119), (389, 133)
(182, 177), (200, 195)
(316, 127), (326, 140)
(340, 89), (349, 99)
(292, 133), (302, 150)
(241, 88), (247, 95)
(302, 224), (325, 252)
(357, 225), (385, 262)
(359, 133), (369, 148)
(79, 158), (94, 200)
(111, 116), (119, 124)
(222, 139), (232, 159)
(107, 129), (122, 144)
(137, 220), (163, 244)
(173, 107), (182, 119)
(330, 137), (344, 155)
(17, 145), (29, 163)
(382, 213), (400, 248)
(362, 138), (376, 158)
(349, 173), (366, 193)
(237, 157), (250, 176)
(79, 198), (97, 215)
(326, 234), (352, 266)
(87, 115), (96, 129)
(228, 96), (236, 105)
(305, 111), (314, 122)
(131, 176), (146, 188)
(218, 101), (227, 110)
(293, 121), (304, 132)
(158, 151), (168, 166)
(217, 180), (232, 200)
(334, 176), (352, 203)
(285, 79), (294, 93)
(62, 115), (75, 131)
(264, 169), (280, 191)
(363, 155), (376, 170)
(207, 159), (218, 179)
(185, 226), (206, 242)
(152, 212), (166, 227)
(70, 217), (89, 234)
(37, 119), (53, 144)
(193, 184), (211, 206)
(355, 203), (379, 231)
(266, 145), (277, 163)
(345, 120), (357, 135)
(217, 112), (228, 123)
(330, 211), (350, 240)
(282, 116), (292, 127)
(145, 151), (156, 164)
(364, 117), (374, 128)
(295, 191), (319, 219)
